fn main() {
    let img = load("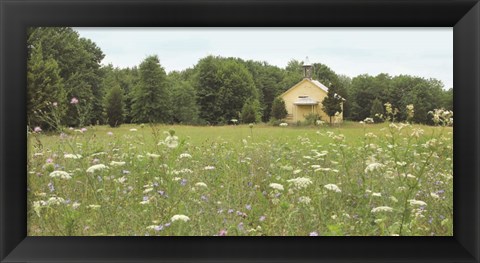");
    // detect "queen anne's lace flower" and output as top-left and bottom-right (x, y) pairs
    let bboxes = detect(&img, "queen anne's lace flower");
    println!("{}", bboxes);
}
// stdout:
(49, 171), (72, 180)
(287, 177), (312, 189)
(371, 206), (393, 213)
(269, 183), (284, 191)
(171, 214), (190, 222)
(86, 164), (108, 173)
(324, 184), (342, 193)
